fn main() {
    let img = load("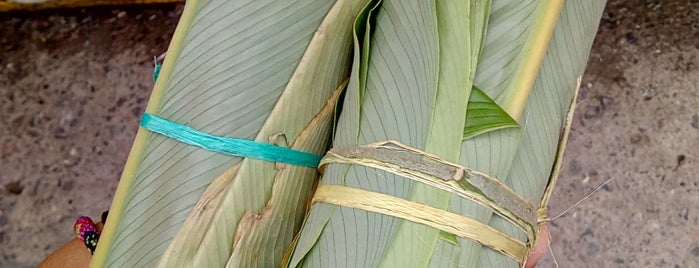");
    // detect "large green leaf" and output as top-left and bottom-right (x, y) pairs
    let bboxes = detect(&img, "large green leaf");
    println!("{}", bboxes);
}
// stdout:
(91, 0), (367, 267)
(289, 0), (492, 266)
(157, 1), (371, 267)
(381, 0), (491, 266)
(290, 1), (442, 266)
